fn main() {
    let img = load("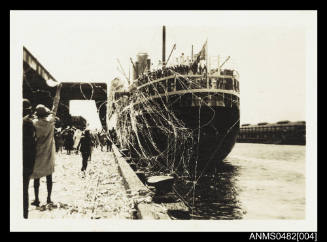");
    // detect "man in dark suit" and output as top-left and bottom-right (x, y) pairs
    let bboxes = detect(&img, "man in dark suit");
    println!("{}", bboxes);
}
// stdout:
(22, 99), (36, 218)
